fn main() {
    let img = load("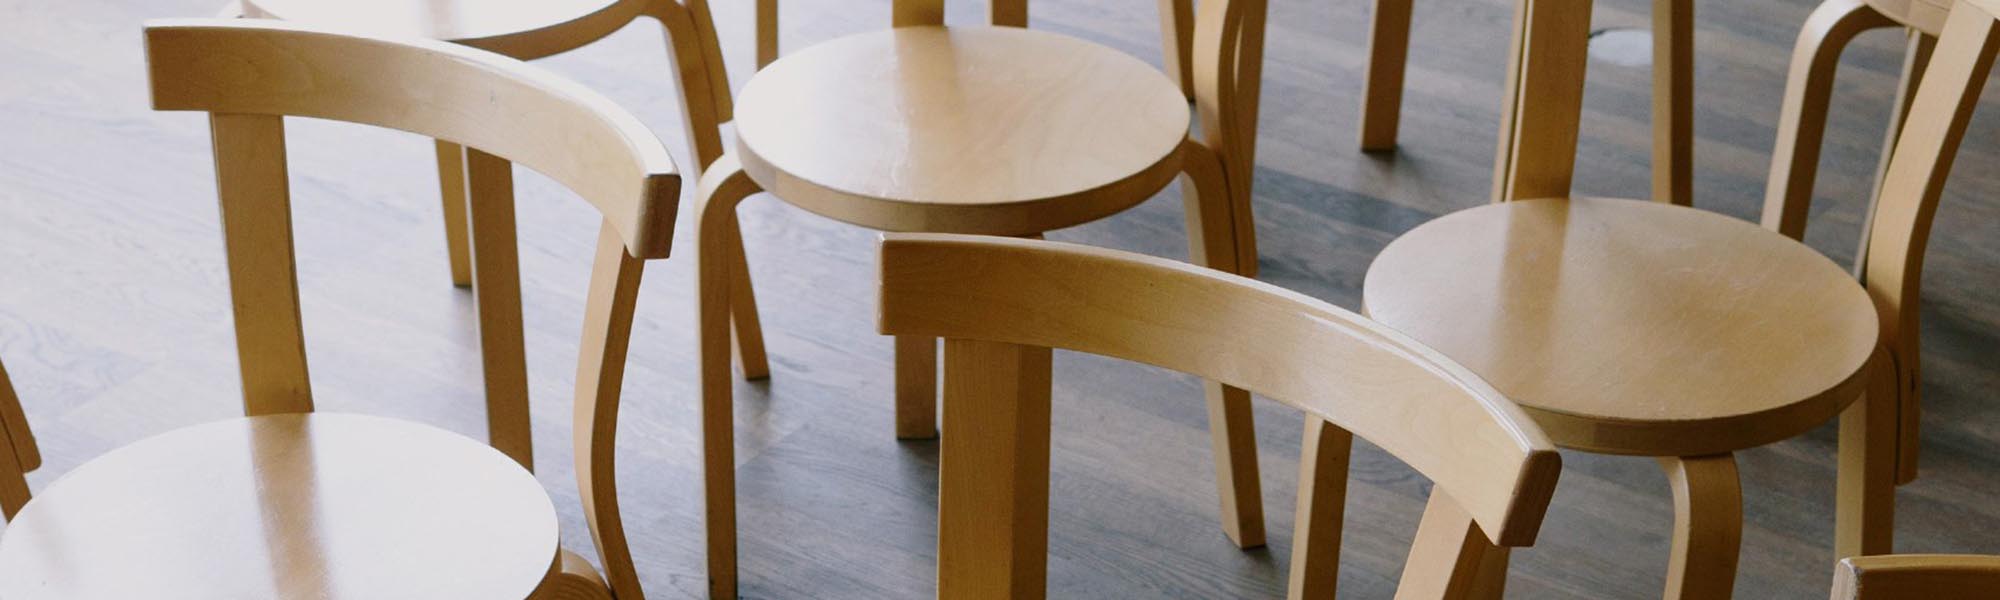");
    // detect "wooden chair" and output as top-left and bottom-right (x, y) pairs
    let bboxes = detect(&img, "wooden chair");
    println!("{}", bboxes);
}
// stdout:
(1156, 0), (1697, 204)
(1361, 0), (2000, 595)
(690, 1), (1268, 595)
(226, 0), (730, 471)
(0, 19), (680, 599)
(1832, 554), (2000, 598)
(1765, 0), (1953, 486)
(875, 233), (1561, 599)
(0, 358), (39, 521)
